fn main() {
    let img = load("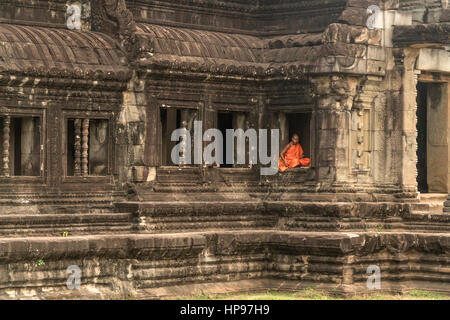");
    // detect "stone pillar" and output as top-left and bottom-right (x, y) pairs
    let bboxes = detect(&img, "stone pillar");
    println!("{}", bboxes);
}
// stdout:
(145, 94), (161, 168)
(2, 116), (10, 177)
(311, 75), (361, 184)
(178, 118), (188, 166)
(119, 75), (154, 183)
(244, 118), (255, 167)
(393, 48), (421, 192)
(81, 119), (89, 176)
(74, 119), (82, 176)
(442, 80), (450, 212)
(203, 102), (216, 167)
(351, 76), (385, 184)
